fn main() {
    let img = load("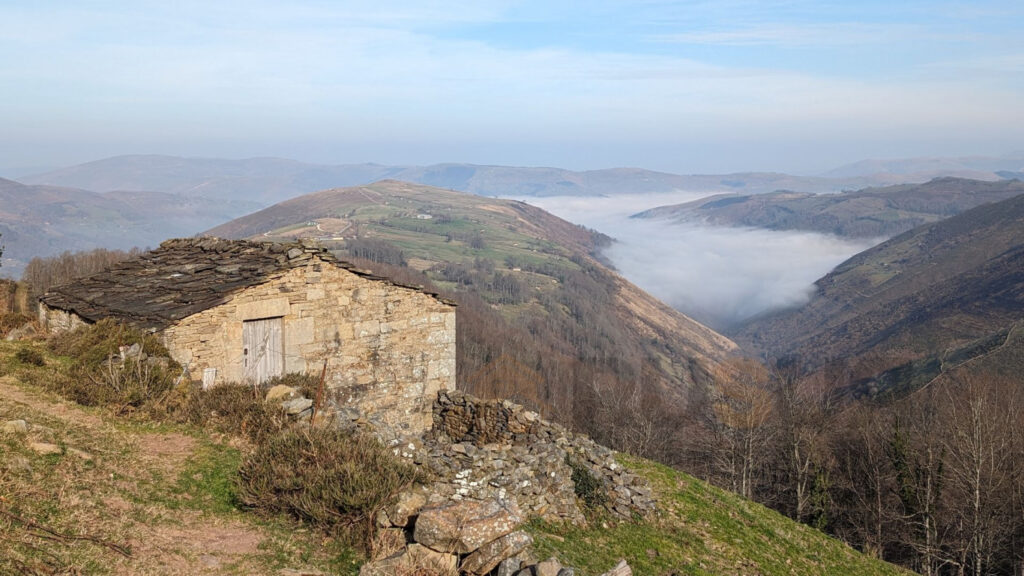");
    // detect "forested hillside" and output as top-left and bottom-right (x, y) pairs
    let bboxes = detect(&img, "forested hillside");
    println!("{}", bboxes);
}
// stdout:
(206, 180), (737, 460)
(733, 193), (1024, 397)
